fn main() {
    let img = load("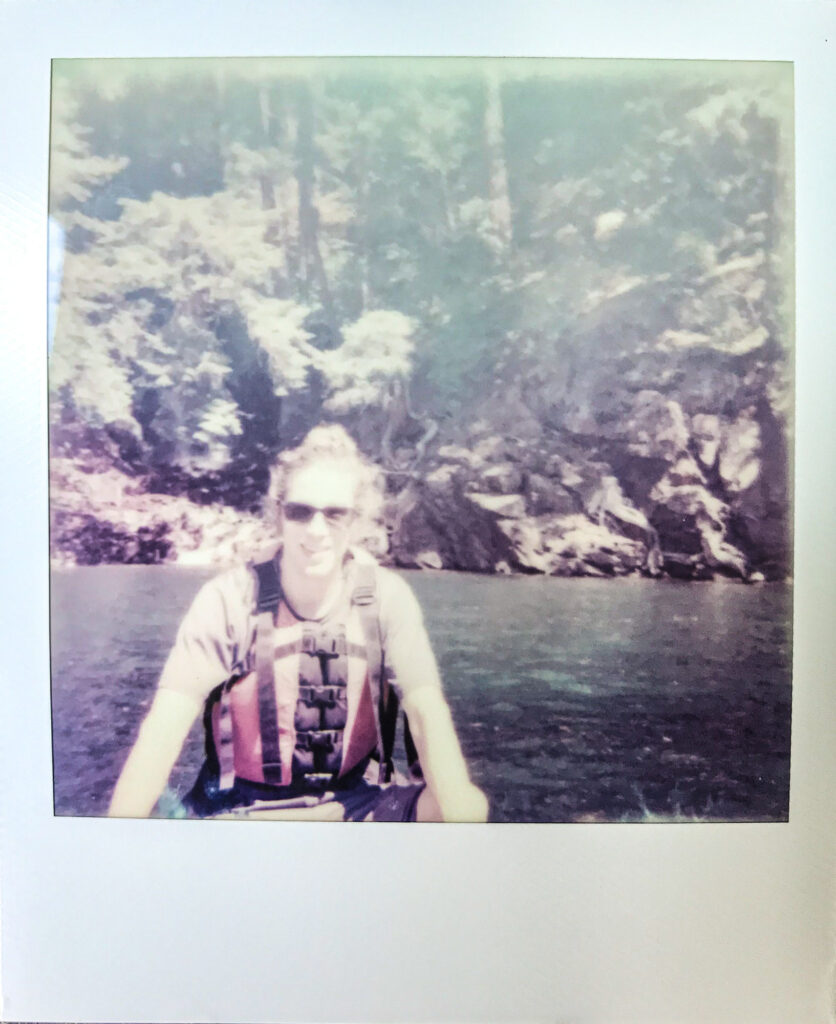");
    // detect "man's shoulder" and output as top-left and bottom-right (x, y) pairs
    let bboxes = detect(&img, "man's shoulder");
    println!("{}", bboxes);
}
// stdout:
(197, 559), (260, 611)
(348, 549), (409, 596)
(354, 560), (423, 625)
